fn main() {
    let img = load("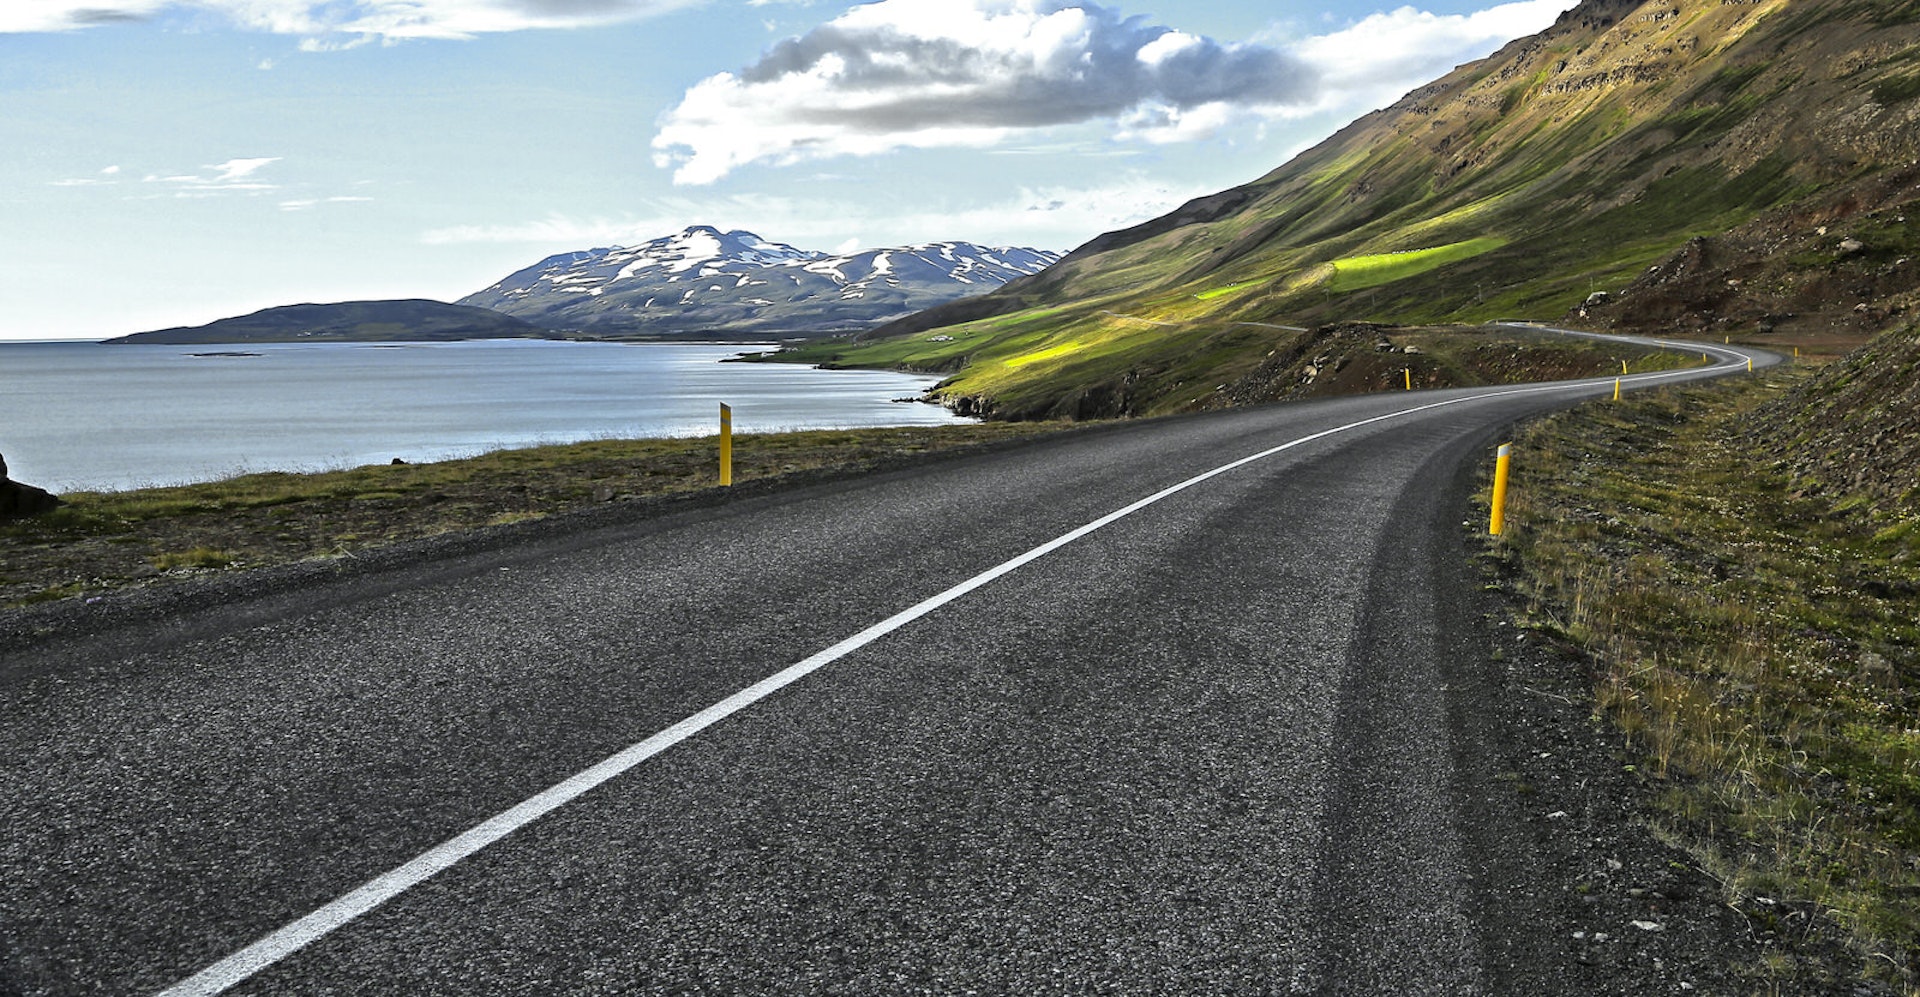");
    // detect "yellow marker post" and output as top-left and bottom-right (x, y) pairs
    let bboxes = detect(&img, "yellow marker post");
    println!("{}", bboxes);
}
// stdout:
(1489, 442), (1513, 536)
(1747, 357), (1754, 372)
(1404, 368), (1413, 391)
(1621, 359), (1630, 375)
(719, 403), (733, 486)
(1613, 378), (1622, 401)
